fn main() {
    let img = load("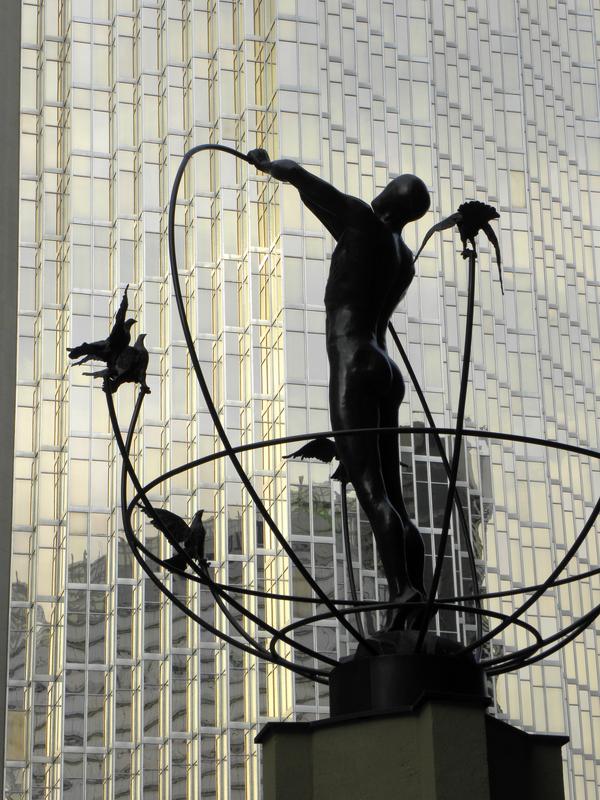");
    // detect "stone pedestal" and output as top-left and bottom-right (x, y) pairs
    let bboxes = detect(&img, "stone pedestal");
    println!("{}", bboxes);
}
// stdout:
(256, 700), (568, 800)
